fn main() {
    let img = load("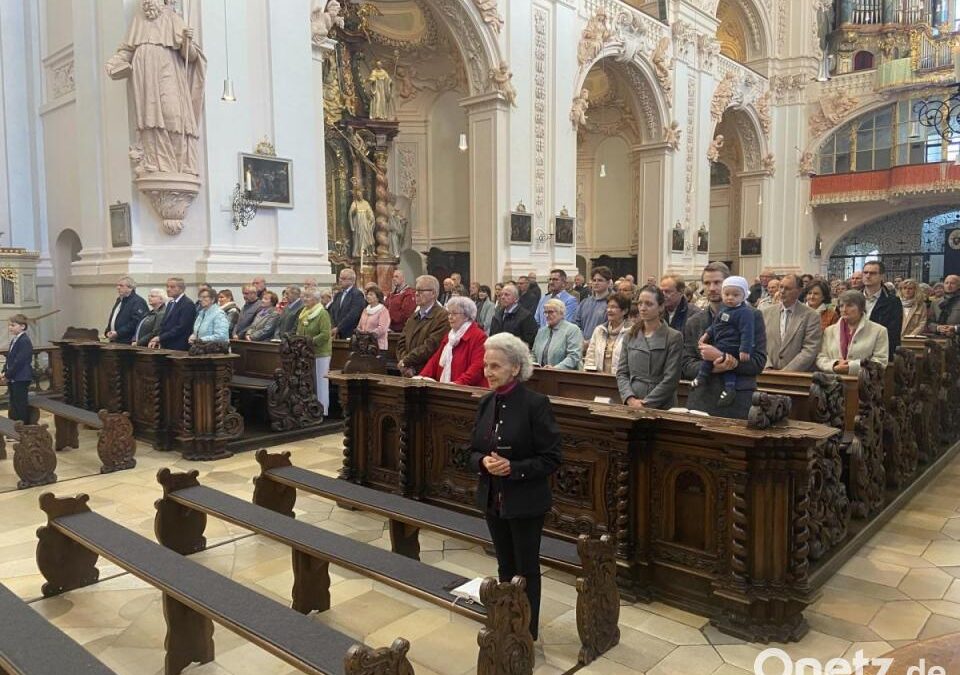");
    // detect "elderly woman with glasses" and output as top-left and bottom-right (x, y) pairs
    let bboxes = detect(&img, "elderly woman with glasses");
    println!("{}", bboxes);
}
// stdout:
(531, 298), (583, 370)
(418, 295), (488, 386)
(816, 290), (889, 375)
